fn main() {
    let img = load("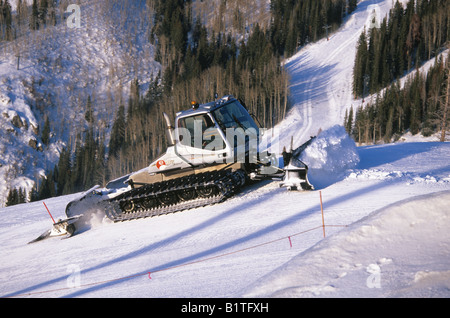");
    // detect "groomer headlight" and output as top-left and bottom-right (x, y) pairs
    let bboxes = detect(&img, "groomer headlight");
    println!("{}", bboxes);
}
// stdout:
(191, 101), (199, 110)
